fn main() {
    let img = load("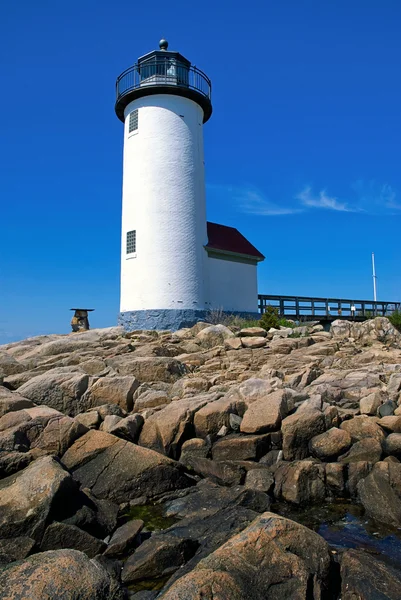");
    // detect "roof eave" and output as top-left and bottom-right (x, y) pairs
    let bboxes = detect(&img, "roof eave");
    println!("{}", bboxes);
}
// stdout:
(205, 245), (265, 263)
